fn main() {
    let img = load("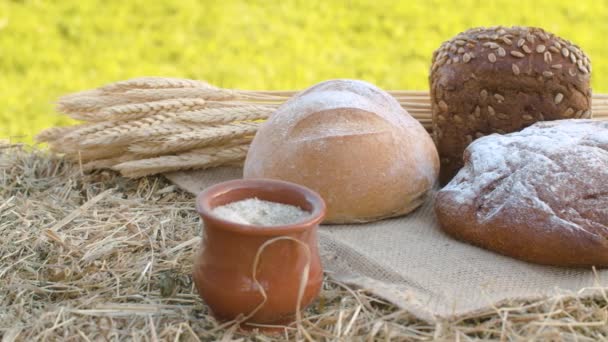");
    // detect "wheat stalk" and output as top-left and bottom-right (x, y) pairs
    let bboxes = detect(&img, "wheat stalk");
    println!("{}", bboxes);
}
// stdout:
(52, 145), (129, 162)
(81, 153), (144, 171)
(114, 144), (248, 178)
